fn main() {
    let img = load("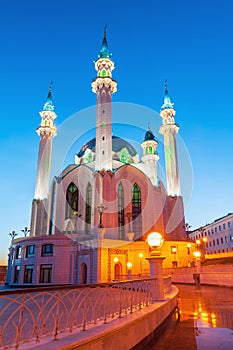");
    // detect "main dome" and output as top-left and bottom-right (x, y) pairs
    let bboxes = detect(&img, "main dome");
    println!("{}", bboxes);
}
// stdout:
(77, 135), (137, 157)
